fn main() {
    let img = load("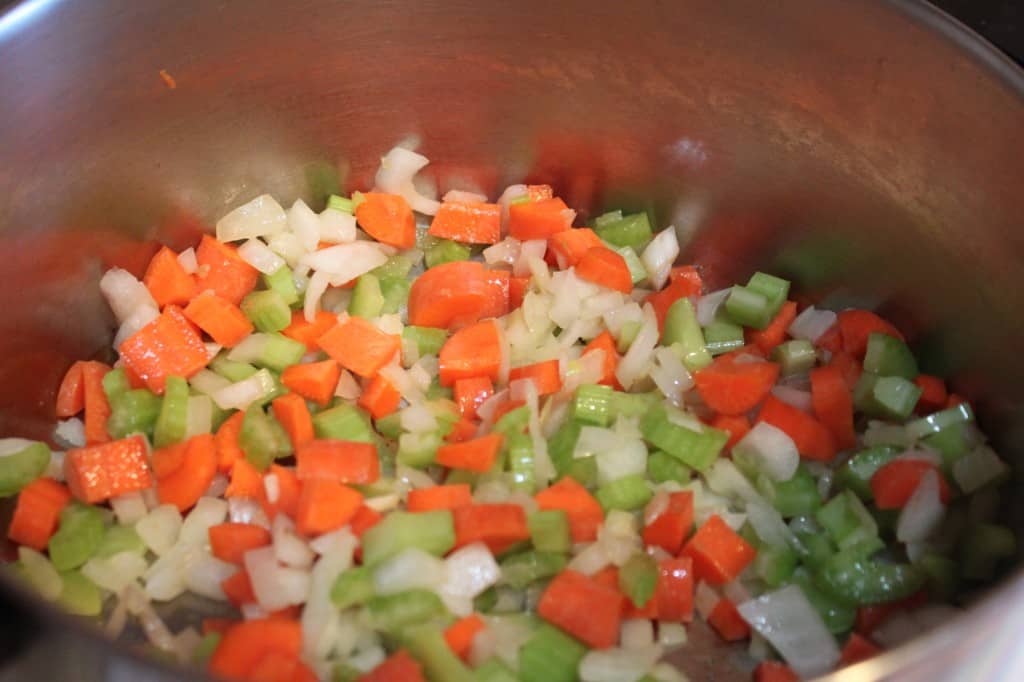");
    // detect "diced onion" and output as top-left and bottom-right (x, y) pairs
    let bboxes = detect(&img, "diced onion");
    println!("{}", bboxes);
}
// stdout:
(319, 208), (358, 244)
(109, 492), (149, 525)
(211, 369), (277, 411)
(641, 227), (679, 291)
(189, 369), (232, 396)
(288, 199), (321, 252)
(621, 619), (655, 650)
(771, 385), (813, 413)
(483, 238), (521, 266)
(136, 505), (183, 556)
(733, 423), (800, 482)
(438, 543), (501, 617)
(216, 194), (287, 242)
(273, 515), (316, 569)
(697, 288), (731, 327)
(788, 306), (837, 343)
(657, 622), (688, 649)
(515, 240), (547, 277)
(953, 445), (1009, 493)
(266, 231), (307, 268)
(373, 547), (448, 596)
(238, 238), (286, 275)
(82, 551), (148, 593)
(695, 581), (721, 620)
(244, 546), (311, 611)
(497, 184), (529, 229)
(184, 552), (235, 601)
(54, 419), (86, 449)
(616, 304), (659, 390)
(896, 470), (945, 543)
(579, 645), (663, 682)
(650, 347), (694, 406)
(374, 146), (441, 215)
(300, 241), (389, 285)
(113, 305), (161, 349)
(400, 404), (438, 434)
(443, 189), (488, 203)
(229, 497), (271, 528)
(100, 268), (158, 324)
(334, 369), (362, 400)
(177, 247), (198, 274)
(303, 270), (331, 322)
(179, 496), (228, 545)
